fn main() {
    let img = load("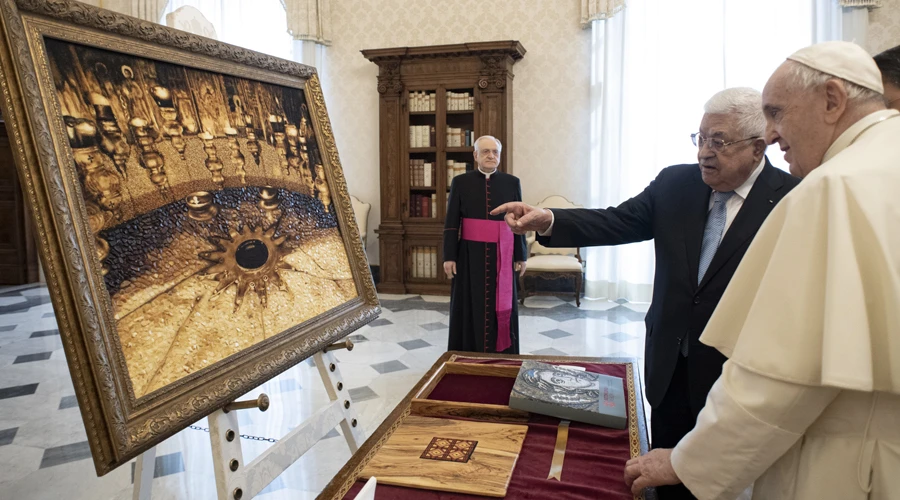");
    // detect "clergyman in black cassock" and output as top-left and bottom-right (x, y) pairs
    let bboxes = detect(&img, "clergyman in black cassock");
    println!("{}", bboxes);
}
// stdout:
(443, 136), (526, 353)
